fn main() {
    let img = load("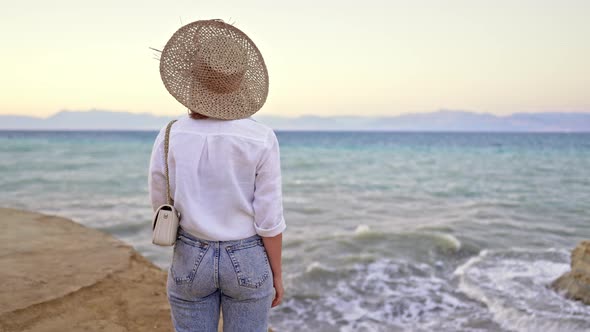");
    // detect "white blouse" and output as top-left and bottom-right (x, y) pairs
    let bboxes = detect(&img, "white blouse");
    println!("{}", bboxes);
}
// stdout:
(148, 115), (286, 241)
